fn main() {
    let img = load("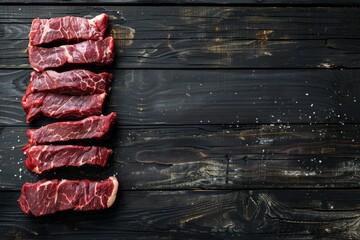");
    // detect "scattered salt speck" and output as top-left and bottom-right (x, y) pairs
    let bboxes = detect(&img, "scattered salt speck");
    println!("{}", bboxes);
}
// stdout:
(186, 93), (190, 97)
(234, 92), (237, 95)
(17, 139), (20, 142)
(311, 104), (314, 107)
(11, 146), (15, 150)
(19, 8), (21, 10)
(199, 83), (202, 86)
(209, 92), (212, 95)
(305, 93), (309, 96)
(319, 160), (322, 163)
(200, 120), (203, 123)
